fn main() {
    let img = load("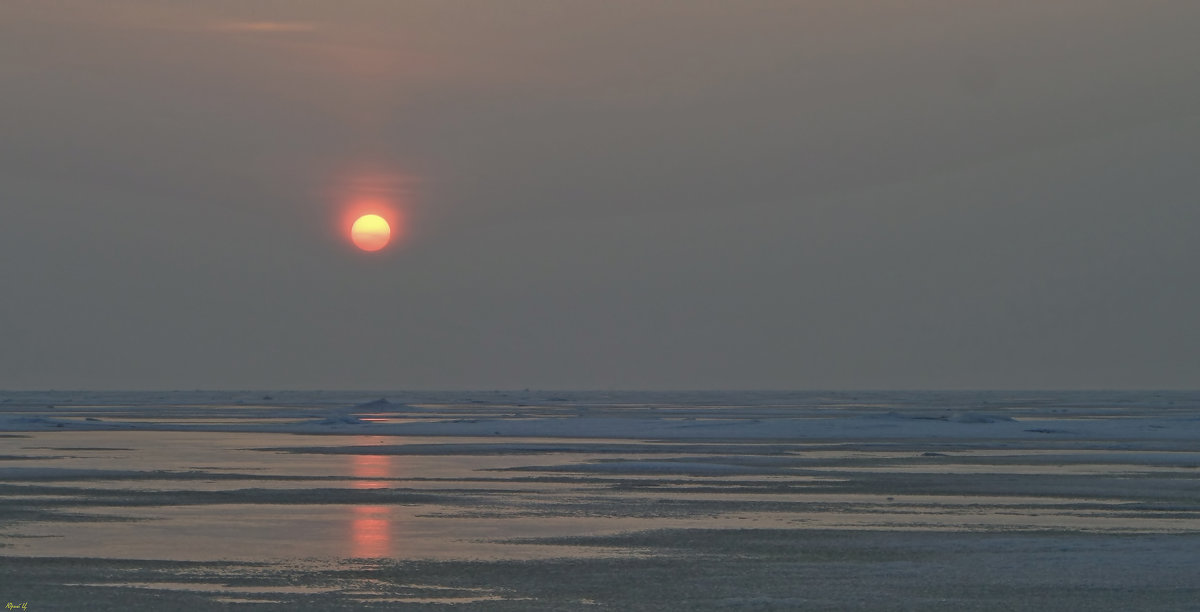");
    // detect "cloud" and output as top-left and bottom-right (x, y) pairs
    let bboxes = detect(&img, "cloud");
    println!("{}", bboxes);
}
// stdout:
(213, 21), (317, 34)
